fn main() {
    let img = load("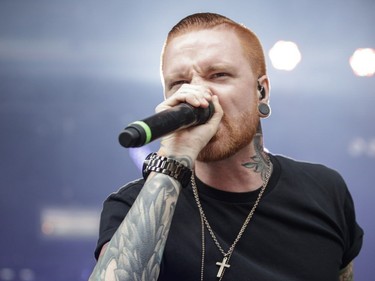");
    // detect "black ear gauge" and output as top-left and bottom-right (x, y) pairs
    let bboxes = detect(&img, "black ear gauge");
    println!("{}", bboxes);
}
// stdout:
(258, 103), (271, 117)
